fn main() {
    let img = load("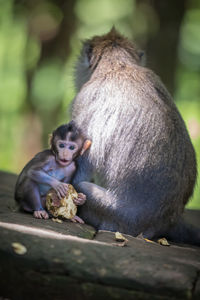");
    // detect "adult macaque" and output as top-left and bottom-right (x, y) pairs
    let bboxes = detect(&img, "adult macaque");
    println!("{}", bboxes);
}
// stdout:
(15, 121), (91, 221)
(72, 28), (199, 245)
